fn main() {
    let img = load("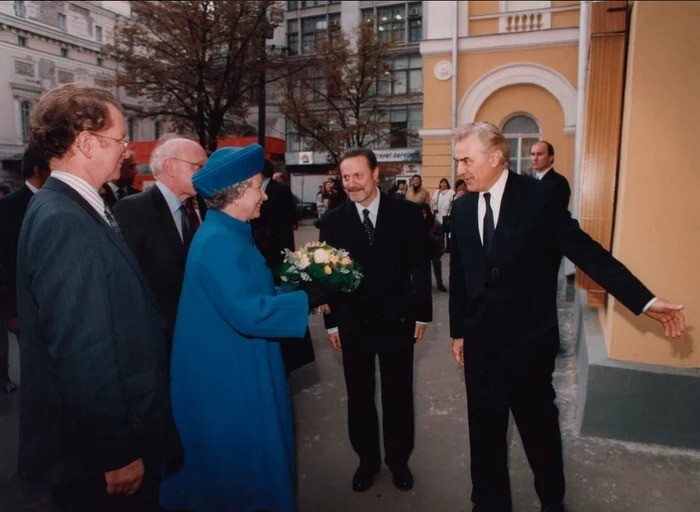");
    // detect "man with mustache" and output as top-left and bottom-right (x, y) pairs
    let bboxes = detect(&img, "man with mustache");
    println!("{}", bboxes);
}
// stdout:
(319, 147), (432, 493)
